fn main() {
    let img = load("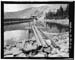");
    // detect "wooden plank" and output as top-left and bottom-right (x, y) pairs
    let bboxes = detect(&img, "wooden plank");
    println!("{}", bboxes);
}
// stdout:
(34, 26), (47, 47)
(32, 26), (42, 46)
